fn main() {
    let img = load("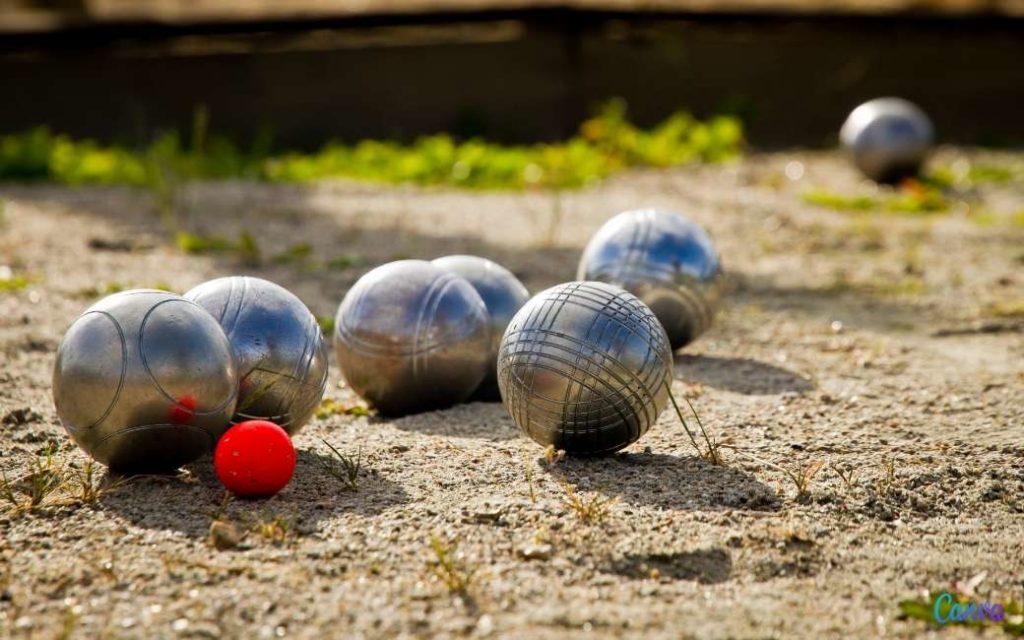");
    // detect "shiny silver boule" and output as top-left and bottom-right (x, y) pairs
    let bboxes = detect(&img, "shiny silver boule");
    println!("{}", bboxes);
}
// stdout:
(334, 260), (491, 416)
(431, 255), (530, 401)
(497, 281), (673, 455)
(53, 290), (238, 472)
(184, 276), (329, 435)
(840, 97), (934, 183)
(577, 209), (722, 351)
